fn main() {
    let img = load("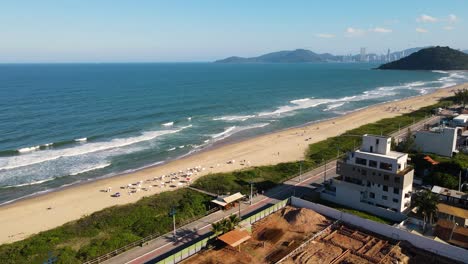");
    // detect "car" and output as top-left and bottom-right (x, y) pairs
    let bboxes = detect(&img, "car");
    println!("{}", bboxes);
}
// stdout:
(112, 192), (121, 197)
